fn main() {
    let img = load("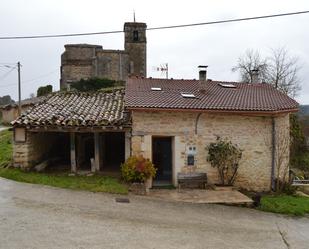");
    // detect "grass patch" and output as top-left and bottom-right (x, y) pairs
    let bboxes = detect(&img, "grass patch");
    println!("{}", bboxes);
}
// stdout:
(0, 130), (127, 194)
(0, 168), (128, 194)
(259, 194), (309, 216)
(0, 129), (13, 167)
